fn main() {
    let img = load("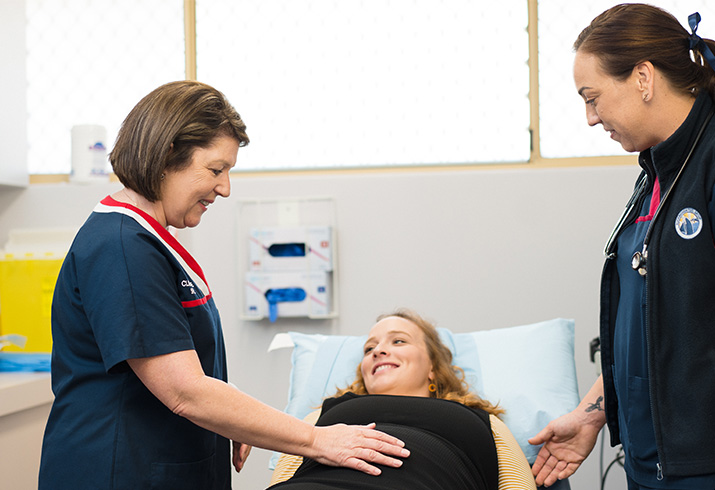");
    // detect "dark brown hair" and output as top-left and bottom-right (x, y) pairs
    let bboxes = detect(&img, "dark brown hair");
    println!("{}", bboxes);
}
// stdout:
(335, 308), (504, 416)
(110, 80), (249, 201)
(574, 3), (715, 99)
